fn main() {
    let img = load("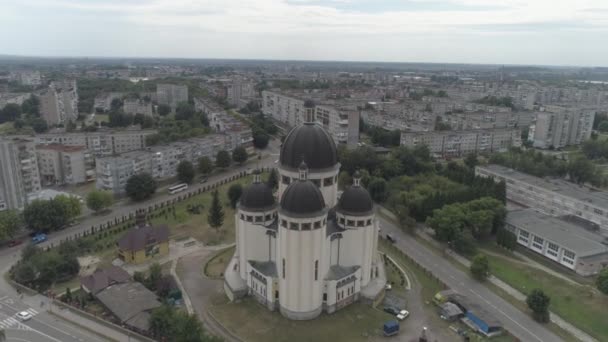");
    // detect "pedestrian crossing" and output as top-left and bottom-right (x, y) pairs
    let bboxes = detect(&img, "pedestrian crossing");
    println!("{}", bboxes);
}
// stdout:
(0, 308), (38, 330)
